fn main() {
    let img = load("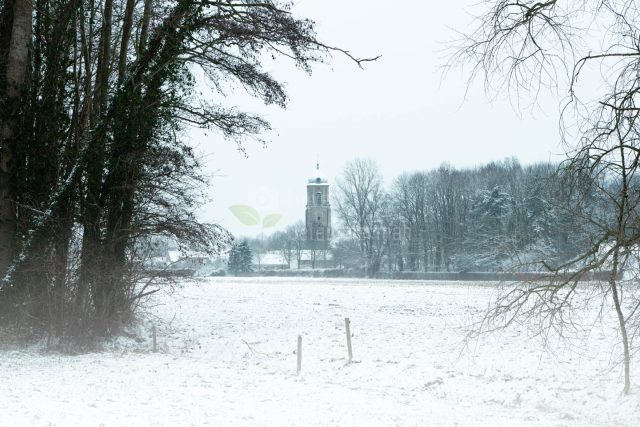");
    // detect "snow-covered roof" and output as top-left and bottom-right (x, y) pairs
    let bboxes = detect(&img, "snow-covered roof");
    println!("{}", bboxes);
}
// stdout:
(307, 162), (328, 185)
(167, 250), (214, 263)
(299, 250), (333, 261)
(254, 252), (288, 265)
(167, 251), (182, 263)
